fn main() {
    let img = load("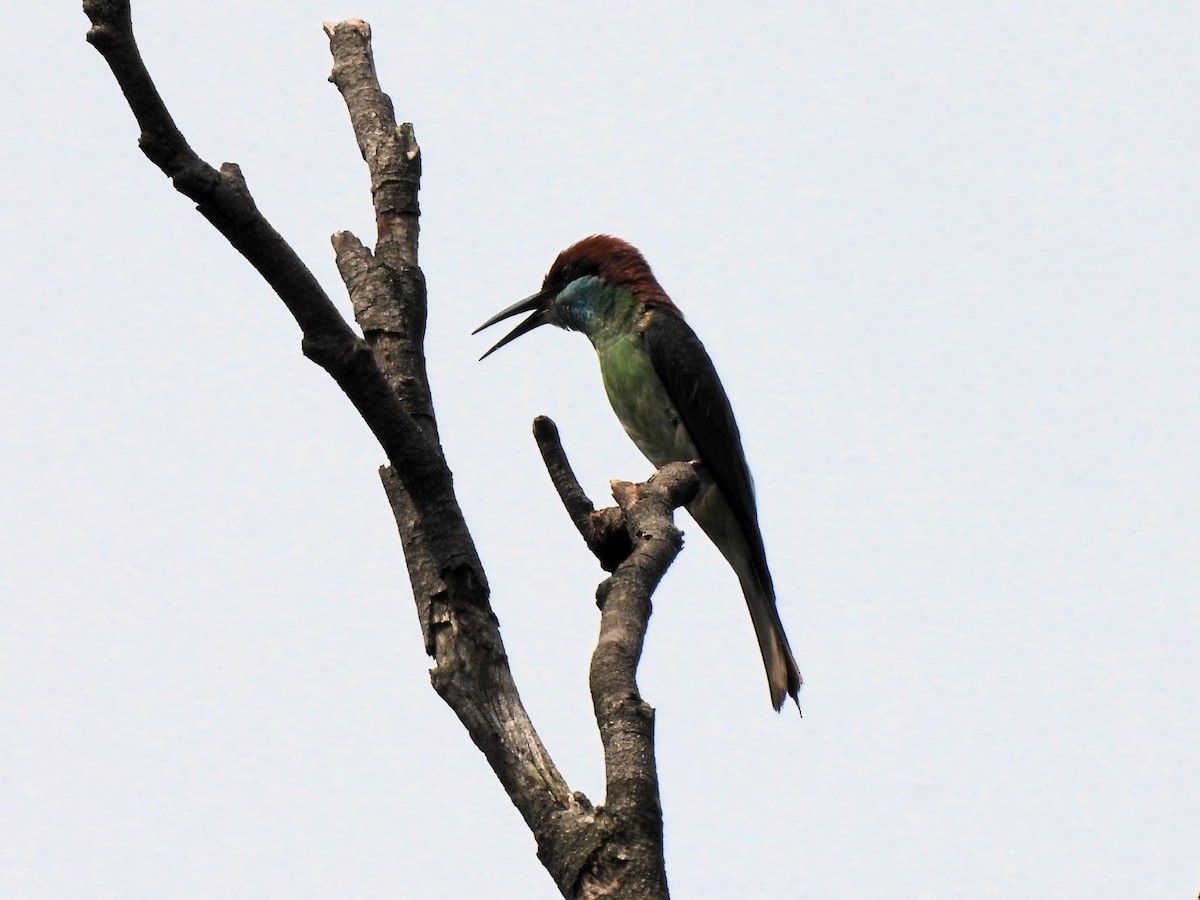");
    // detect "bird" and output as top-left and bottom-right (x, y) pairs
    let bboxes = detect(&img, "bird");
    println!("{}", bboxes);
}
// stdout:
(474, 235), (801, 711)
